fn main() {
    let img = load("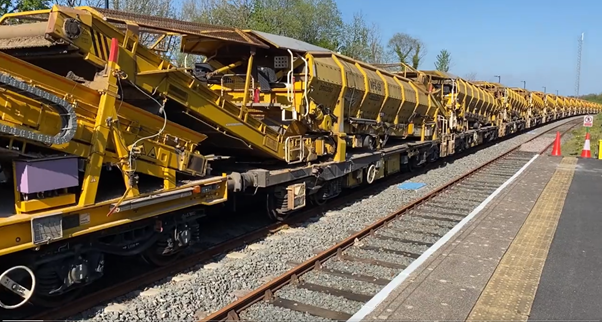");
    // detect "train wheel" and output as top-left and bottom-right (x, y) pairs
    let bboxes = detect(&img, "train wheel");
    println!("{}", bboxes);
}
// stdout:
(24, 262), (87, 309)
(409, 155), (422, 170)
(309, 192), (327, 206)
(266, 193), (287, 221)
(402, 159), (413, 173)
(140, 238), (181, 267)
